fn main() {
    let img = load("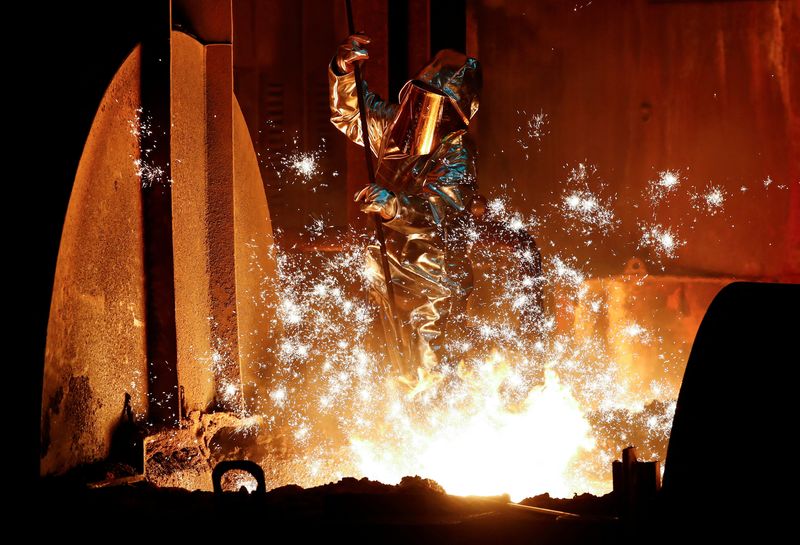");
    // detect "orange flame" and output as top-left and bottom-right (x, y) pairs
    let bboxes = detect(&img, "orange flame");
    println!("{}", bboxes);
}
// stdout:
(349, 354), (595, 501)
